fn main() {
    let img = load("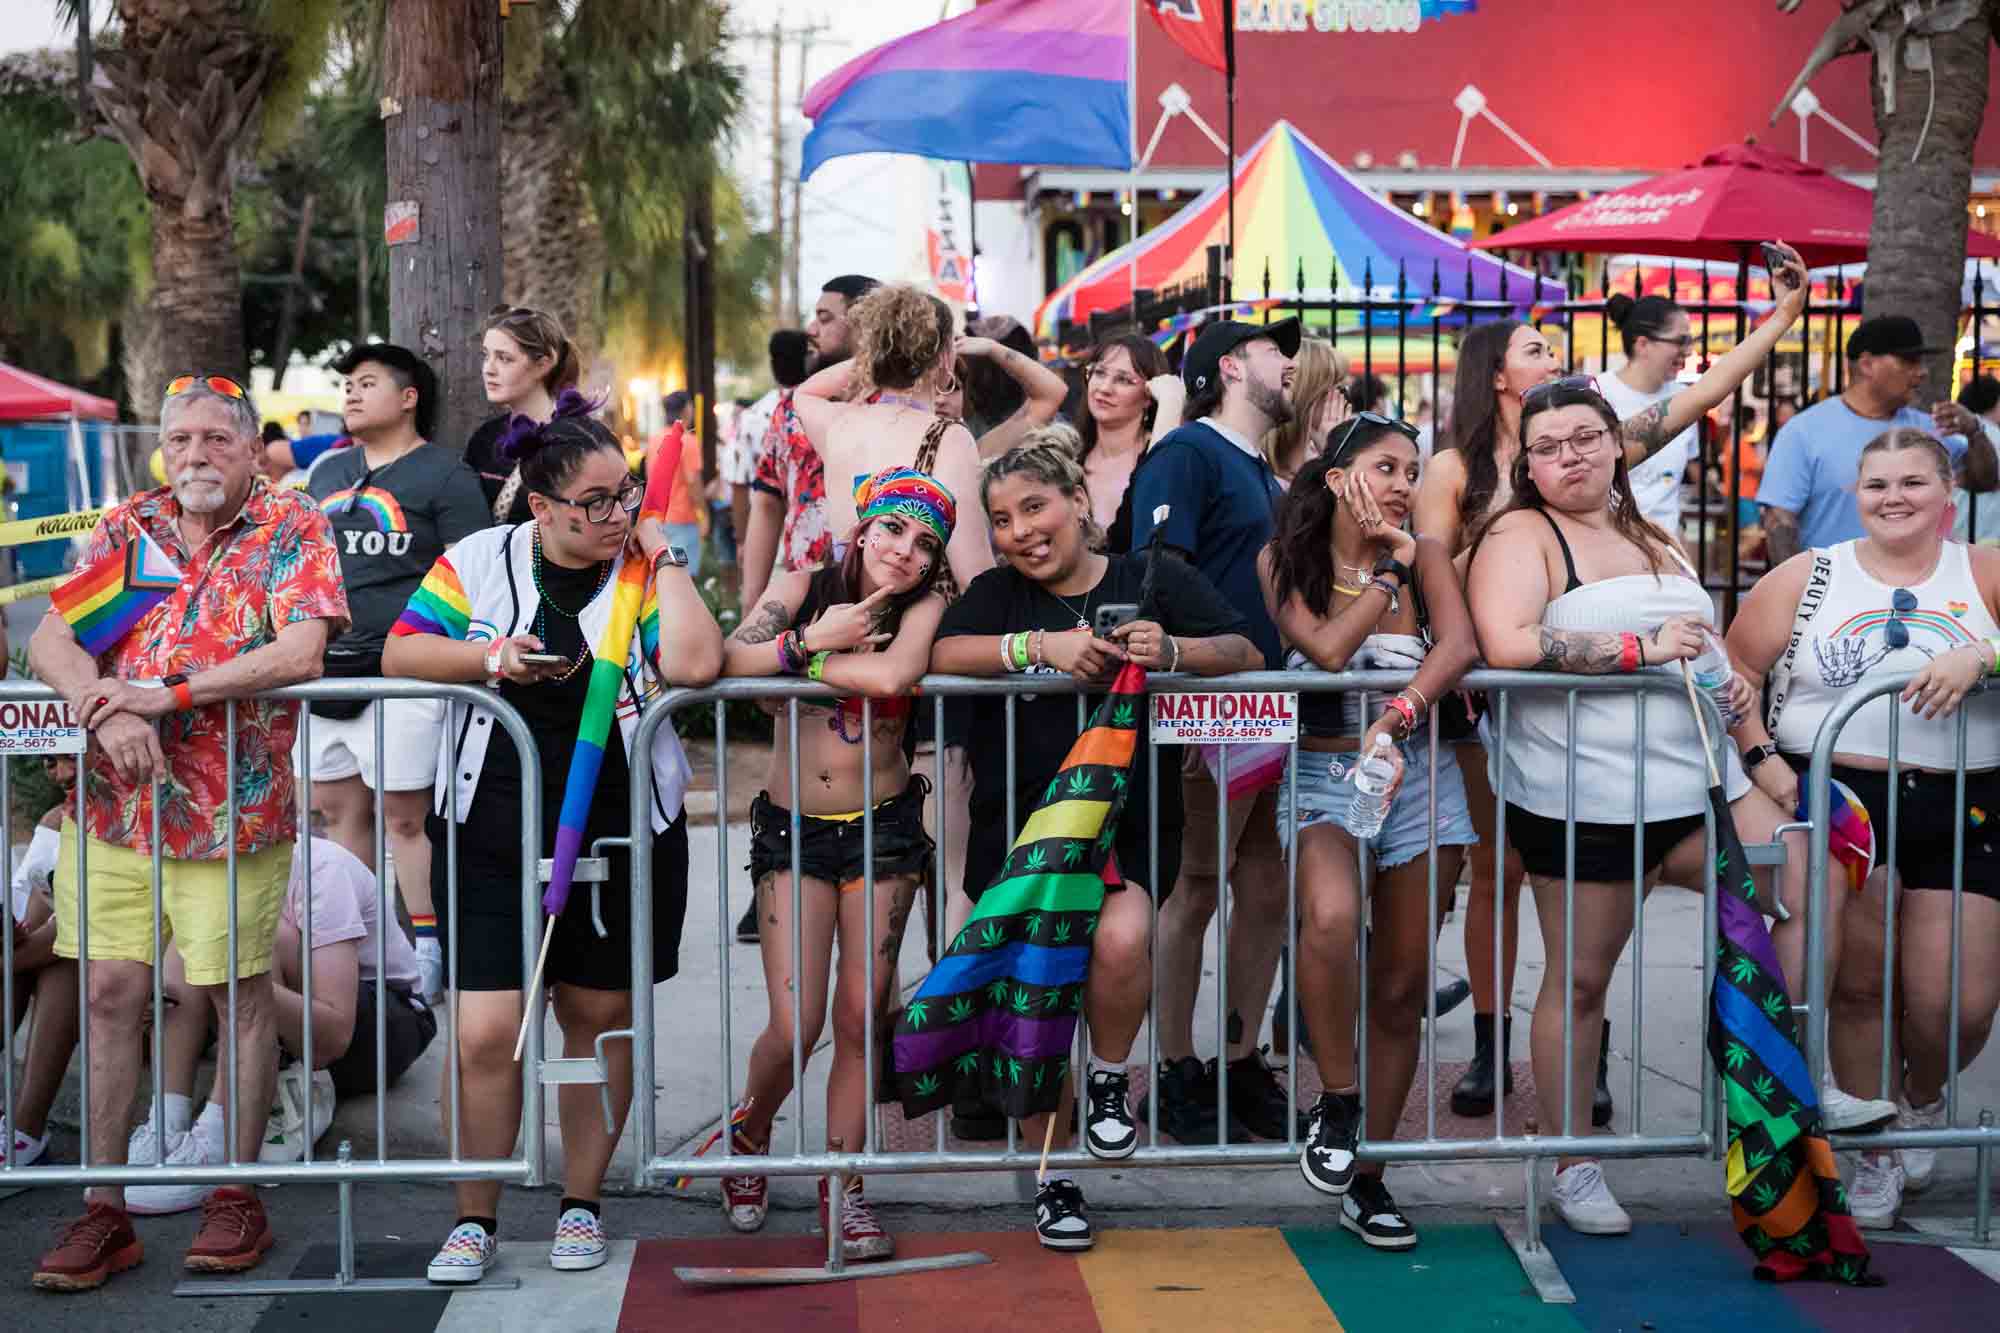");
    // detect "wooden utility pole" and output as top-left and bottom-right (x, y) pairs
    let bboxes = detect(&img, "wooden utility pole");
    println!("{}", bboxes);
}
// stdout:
(384, 1), (504, 452)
